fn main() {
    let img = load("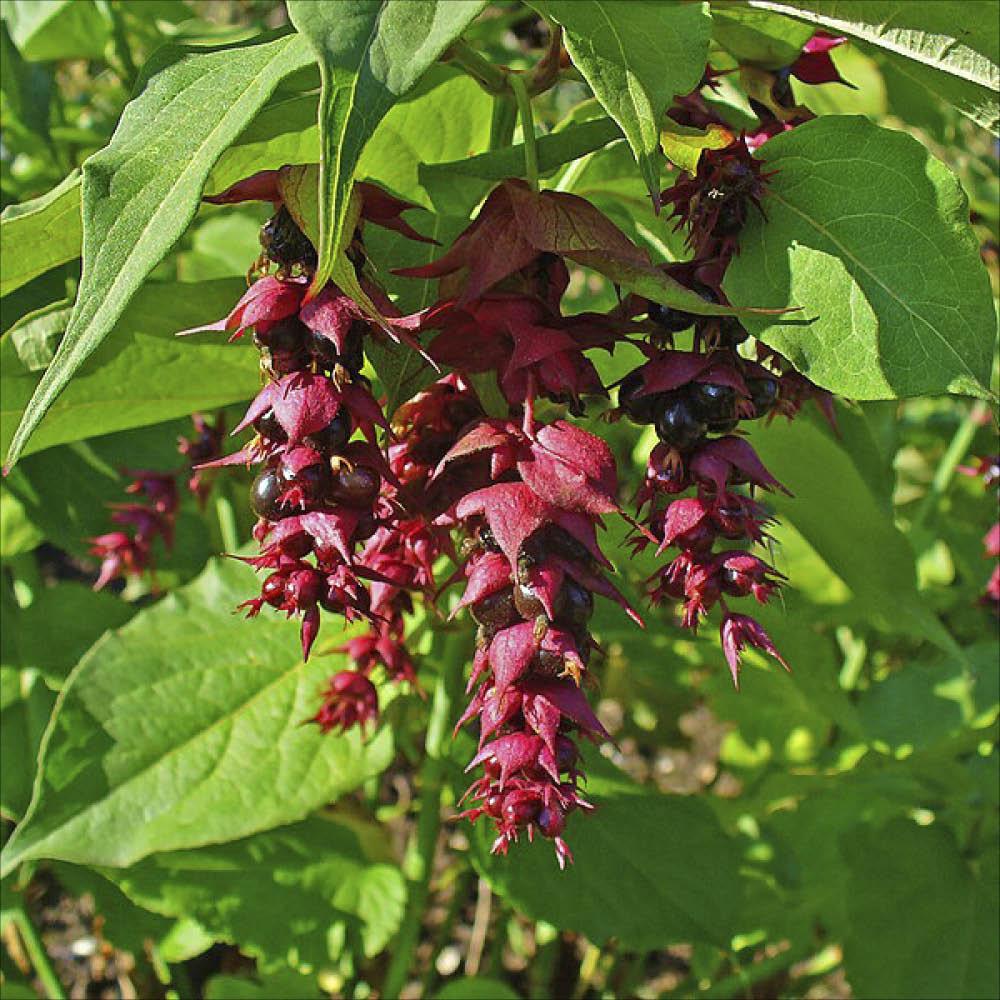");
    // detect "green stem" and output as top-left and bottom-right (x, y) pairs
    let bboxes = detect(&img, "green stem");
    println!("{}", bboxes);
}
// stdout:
(913, 399), (990, 529)
(489, 93), (517, 152)
(446, 39), (508, 94)
(508, 73), (539, 191)
(694, 941), (814, 999)
(214, 481), (239, 554)
(382, 629), (468, 999)
(10, 907), (65, 1000)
